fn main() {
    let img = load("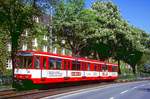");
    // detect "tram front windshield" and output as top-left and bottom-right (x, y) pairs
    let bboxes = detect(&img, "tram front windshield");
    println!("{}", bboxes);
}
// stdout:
(15, 52), (33, 69)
